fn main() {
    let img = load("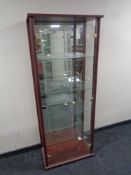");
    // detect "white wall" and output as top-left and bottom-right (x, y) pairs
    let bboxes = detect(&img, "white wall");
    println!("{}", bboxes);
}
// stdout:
(0, 0), (131, 154)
